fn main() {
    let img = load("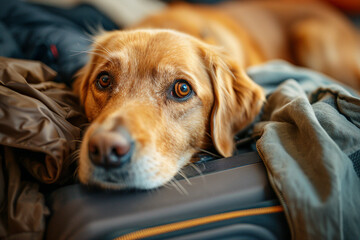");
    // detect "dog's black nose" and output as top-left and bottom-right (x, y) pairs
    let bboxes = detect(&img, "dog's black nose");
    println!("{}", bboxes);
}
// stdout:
(88, 129), (133, 168)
